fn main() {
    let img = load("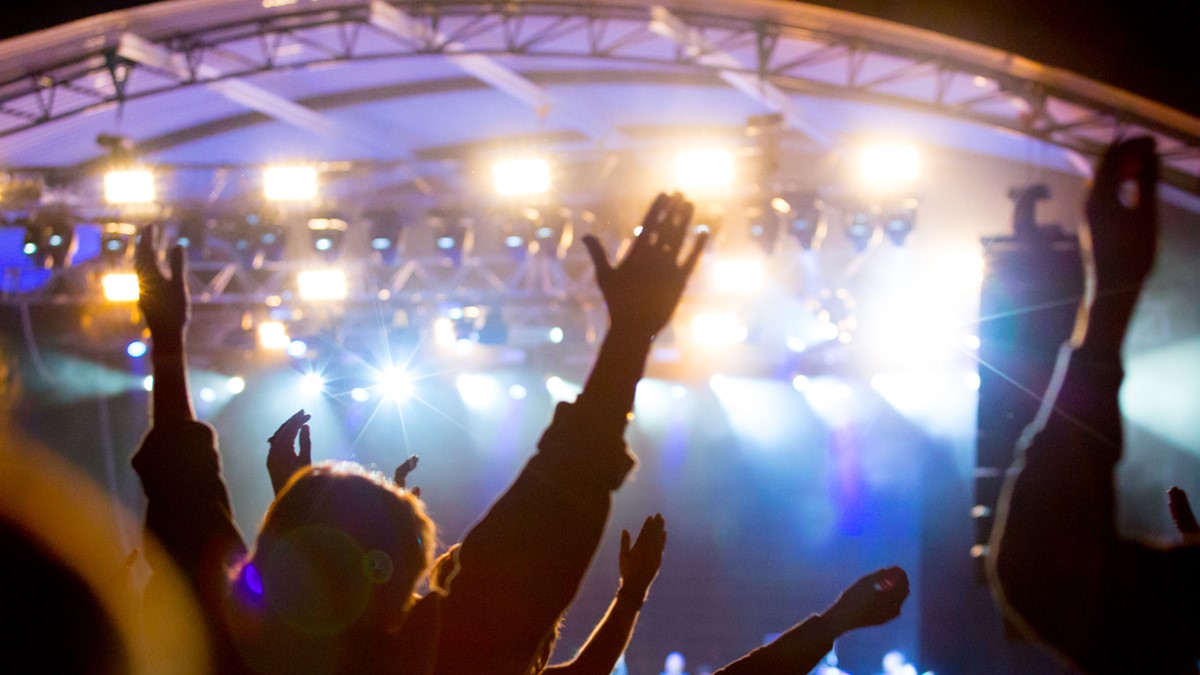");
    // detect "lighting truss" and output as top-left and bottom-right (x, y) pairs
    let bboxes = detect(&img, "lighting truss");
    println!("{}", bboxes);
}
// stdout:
(1, 1), (1197, 194)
